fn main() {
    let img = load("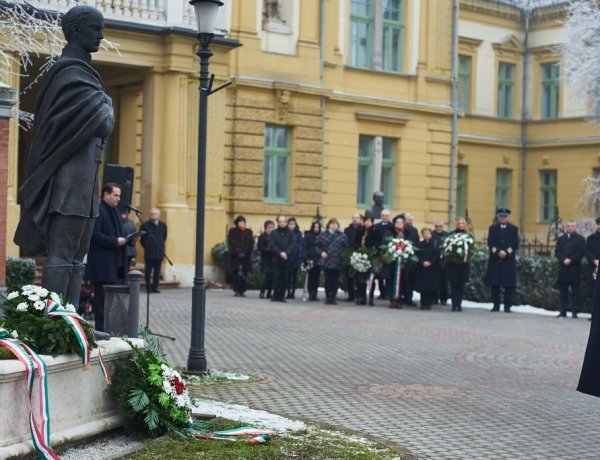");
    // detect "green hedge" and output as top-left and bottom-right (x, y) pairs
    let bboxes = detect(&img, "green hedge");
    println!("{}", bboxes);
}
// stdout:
(465, 252), (594, 313)
(5, 258), (36, 293)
